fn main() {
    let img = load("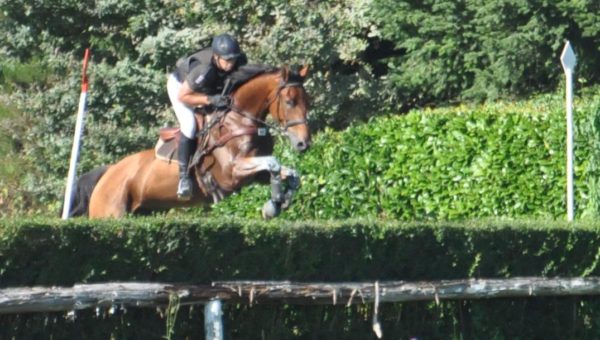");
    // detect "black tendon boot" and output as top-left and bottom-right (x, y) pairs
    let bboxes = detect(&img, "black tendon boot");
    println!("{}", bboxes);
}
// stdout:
(177, 134), (196, 200)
